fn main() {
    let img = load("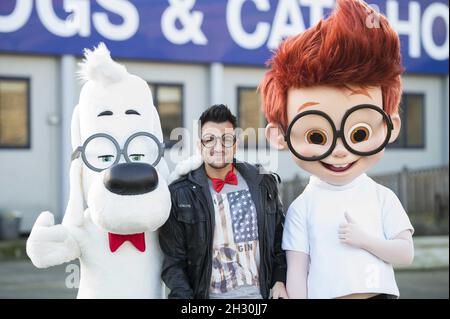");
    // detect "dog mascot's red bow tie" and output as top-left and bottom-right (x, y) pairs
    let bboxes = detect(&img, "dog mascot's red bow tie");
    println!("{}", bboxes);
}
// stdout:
(210, 167), (238, 192)
(108, 233), (146, 253)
